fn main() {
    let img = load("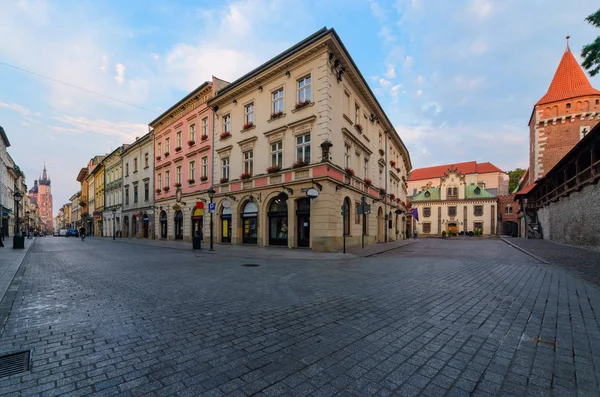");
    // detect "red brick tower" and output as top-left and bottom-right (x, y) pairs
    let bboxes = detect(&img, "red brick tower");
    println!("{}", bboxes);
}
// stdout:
(36, 164), (53, 232)
(528, 37), (600, 185)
